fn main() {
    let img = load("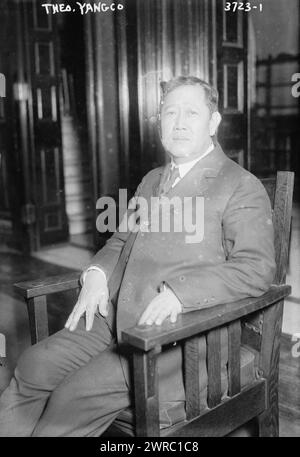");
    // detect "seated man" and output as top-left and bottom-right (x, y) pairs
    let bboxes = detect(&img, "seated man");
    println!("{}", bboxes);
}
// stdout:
(0, 76), (275, 436)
